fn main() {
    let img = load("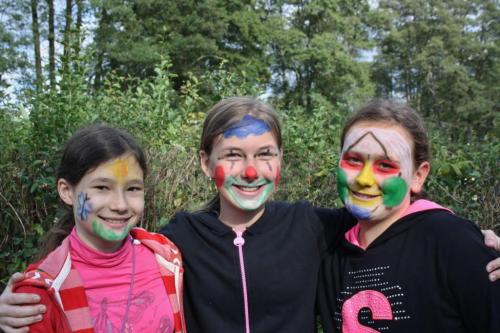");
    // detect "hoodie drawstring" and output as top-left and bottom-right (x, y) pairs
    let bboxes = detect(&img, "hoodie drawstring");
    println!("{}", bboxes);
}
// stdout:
(233, 229), (250, 333)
